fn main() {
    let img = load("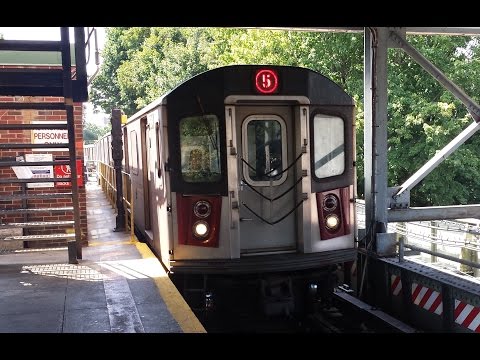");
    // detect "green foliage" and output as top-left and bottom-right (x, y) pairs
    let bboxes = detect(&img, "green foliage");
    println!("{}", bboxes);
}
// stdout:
(83, 122), (111, 144)
(90, 28), (480, 206)
(90, 27), (210, 116)
(387, 35), (480, 205)
(117, 27), (211, 111)
(83, 128), (97, 142)
(205, 29), (364, 97)
(90, 27), (152, 116)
